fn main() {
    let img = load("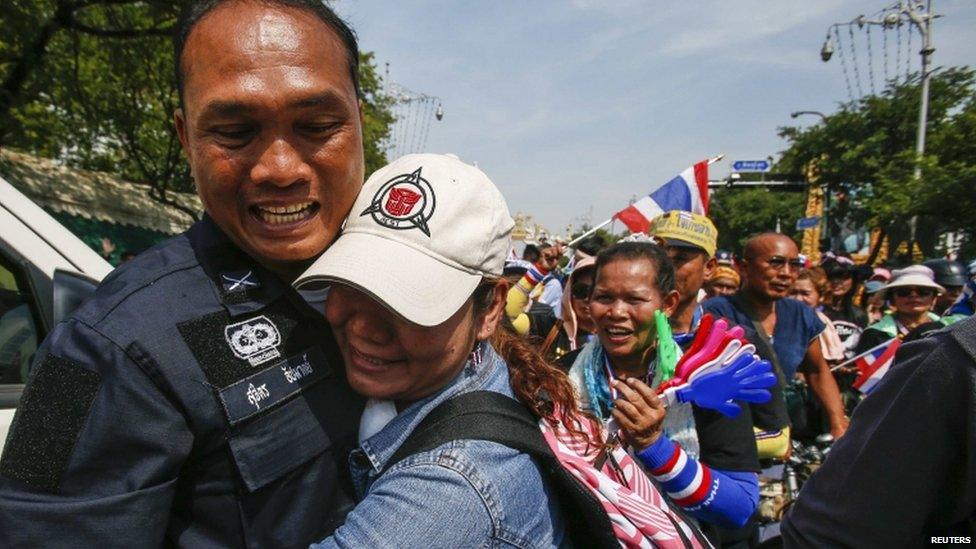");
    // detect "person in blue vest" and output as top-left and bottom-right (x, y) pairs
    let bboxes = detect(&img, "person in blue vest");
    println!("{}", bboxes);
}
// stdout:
(0, 1), (367, 546)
